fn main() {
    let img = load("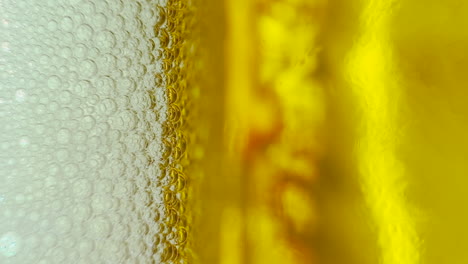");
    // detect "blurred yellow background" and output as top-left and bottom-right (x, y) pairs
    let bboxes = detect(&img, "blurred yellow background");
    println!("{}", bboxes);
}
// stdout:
(192, 0), (468, 263)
